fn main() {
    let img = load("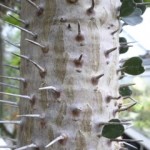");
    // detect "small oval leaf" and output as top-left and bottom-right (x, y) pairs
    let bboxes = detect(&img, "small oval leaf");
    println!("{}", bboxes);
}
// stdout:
(102, 119), (125, 139)
(123, 57), (145, 75)
(120, 0), (136, 17)
(119, 37), (129, 54)
(122, 8), (143, 26)
(119, 87), (132, 96)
